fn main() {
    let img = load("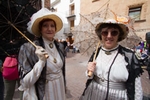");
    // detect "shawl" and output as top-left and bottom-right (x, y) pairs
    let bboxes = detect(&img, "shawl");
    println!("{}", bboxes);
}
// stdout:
(18, 37), (66, 100)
